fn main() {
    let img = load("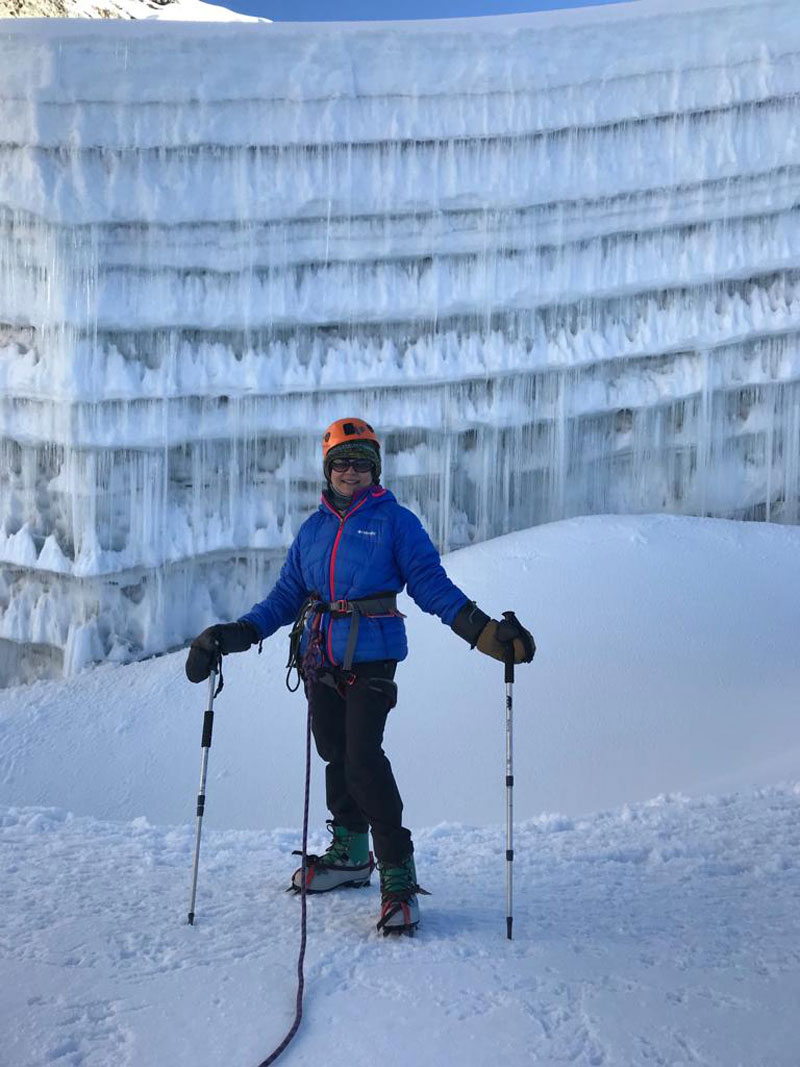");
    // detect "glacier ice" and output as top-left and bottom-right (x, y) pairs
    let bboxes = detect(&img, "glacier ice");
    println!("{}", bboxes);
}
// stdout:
(1, 0), (799, 681)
